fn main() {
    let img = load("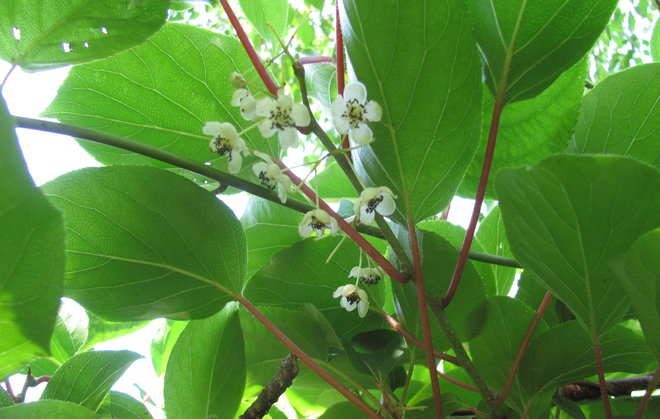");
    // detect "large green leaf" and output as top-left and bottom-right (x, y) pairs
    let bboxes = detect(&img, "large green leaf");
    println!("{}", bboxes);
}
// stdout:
(150, 320), (187, 376)
(84, 310), (148, 349)
(0, 96), (65, 380)
(244, 237), (386, 340)
(41, 166), (246, 321)
(467, 0), (617, 103)
(475, 207), (517, 296)
(98, 391), (153, 419)
(164, 303), (245, 419)
(612, 228), (660, 359)
(241, 196), (302, 279)
(44, 23), (277, 172)
(460, 59), (587, 199)
(342, 0), (483, 223)
(572, 63), (660, 168)
(304, 62), (337, 112)
(239, 0), (289, 42)
(40, 350), (141, 411)
(0, 400), (97, 418)
(496, 155), (660, 335)
(49, 302), (88, 364)
(0, 0), (169, 71)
